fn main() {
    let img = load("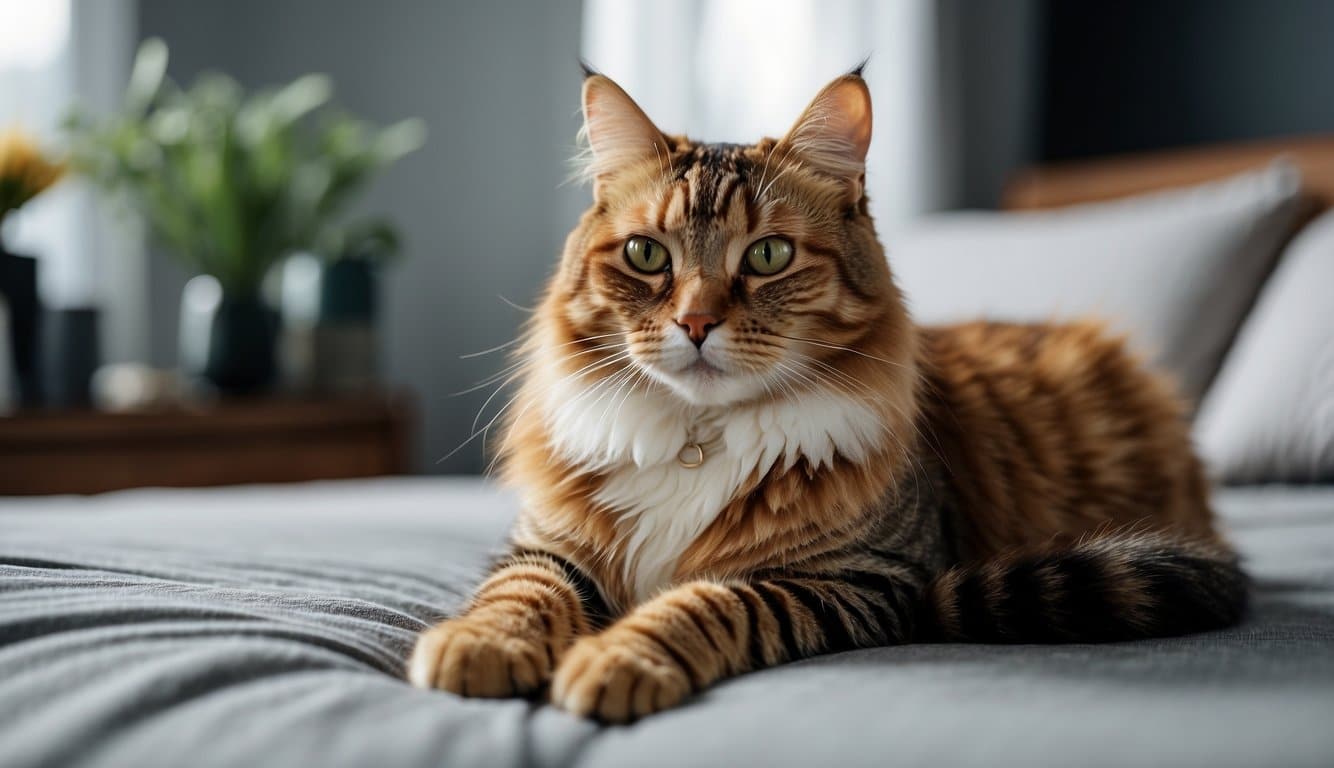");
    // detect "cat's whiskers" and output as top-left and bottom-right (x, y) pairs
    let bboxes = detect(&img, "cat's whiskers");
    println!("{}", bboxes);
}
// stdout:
(769, 332), (911, 370)
(599, 365), (652, 444)
(496, 294), (537, 313)
(790, 355), (929, 486)
(543, 349), (635, 409)
(476, 352), (632, 466)
(442, 346), (632, 464)
(773, 358), (928, 490)
(788, 352), (878, 398)
(459, 336), (523, 360)
(756, 141), (801, 203)
(803, 355), (926, 464)
(470, 343), (624, 434)
(469, 366), (530, 433)
(503, 344), (640, 434)
(759, 144), (807, 203)
(775, 360), (857, 409)
(783, 351), (933, 490)
(767, 361), (805, 402)
(588, 364), (641, 435)
(455, 341), (625, 399)
(754, 144), (778, 203)
(451, 332), (627, 396)
(465, 341), (628, 431)
(651, 139), (672, 188)
(479, 352), (640, 477)
(458, 316), (622, 364)
(452, 358), (529, 397)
